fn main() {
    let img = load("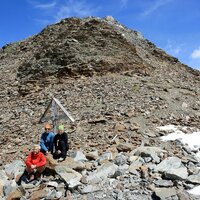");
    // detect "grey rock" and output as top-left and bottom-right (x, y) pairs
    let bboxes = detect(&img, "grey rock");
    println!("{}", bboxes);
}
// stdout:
(155, 157), (188, 180)
(129, 168), (140, 177)
(81, 184), (101, 194)
(3, 180), (17, 197)
(154, 187), (177, 199)
(114, 153), (128, 166)
(87, 162), (118, 184)
(68, 178), (82, 189)
(131, 146), (164, 163)
(96, 152), (113, 164)
(55, 165), (82, 185)
(187, 172), (200, 184)
(86, 150), (99, 160)
(46, 181), (58, 188)
(187, 185), (200, 197)
(21, 180), (41, 189)
(56, 191), (63, 198)
(116, 190), (124, 200)
(164, 167), (188, 180)
(0, 170), (8, 181)
(154, 179), (174, 187)
(70, 150), (88, 162)
(144, 157), (152, 163)
(4, 160), (25, 180)
(46, 189), (57, 200)
(182, 146), (192, 154)
(128, 157), (144, 171)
